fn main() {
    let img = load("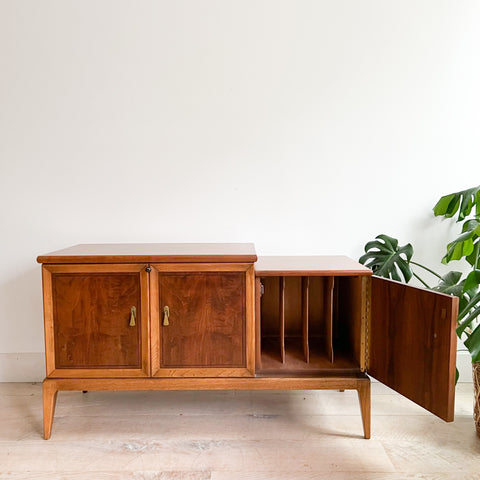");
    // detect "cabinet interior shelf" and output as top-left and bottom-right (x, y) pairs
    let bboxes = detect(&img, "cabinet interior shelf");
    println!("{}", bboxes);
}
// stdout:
(256, 275), (363, 375)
